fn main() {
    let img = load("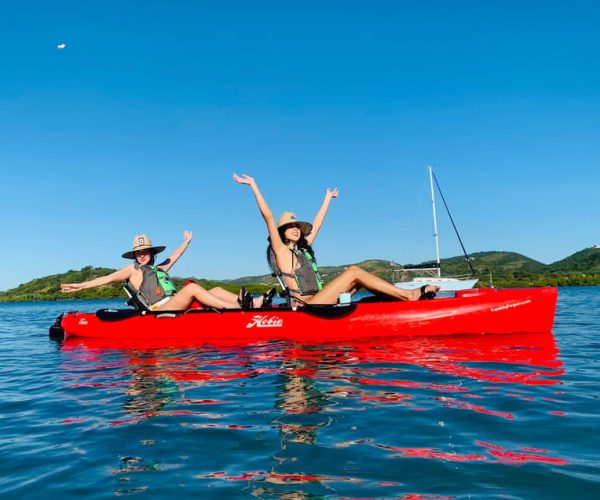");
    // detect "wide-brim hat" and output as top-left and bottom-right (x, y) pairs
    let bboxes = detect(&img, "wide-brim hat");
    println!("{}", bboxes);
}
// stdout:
(277, 212), (312, 236)
(122, 234), (166, 259)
